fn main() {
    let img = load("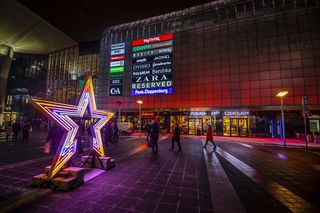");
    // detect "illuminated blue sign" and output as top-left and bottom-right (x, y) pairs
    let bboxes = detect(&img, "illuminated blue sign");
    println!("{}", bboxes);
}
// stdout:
(131, 88), (173, 96)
